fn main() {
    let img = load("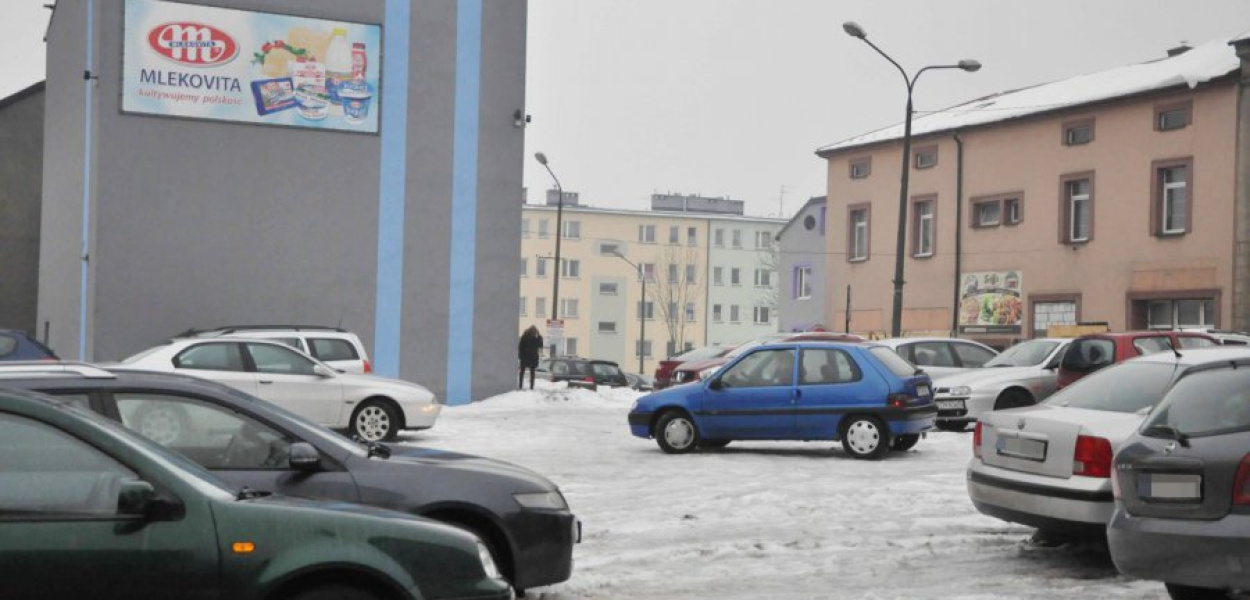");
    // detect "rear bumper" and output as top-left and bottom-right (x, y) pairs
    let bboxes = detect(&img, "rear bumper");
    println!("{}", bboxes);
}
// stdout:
(1109, 508), (1250, 591)
(967, 462), (1112, 534)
